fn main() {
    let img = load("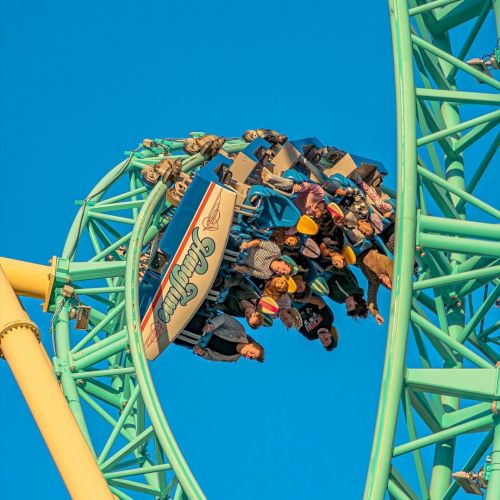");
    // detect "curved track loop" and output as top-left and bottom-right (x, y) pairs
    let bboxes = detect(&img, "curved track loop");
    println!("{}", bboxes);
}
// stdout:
(56, 152), (205, 499)
(365, 1), (500, 499)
